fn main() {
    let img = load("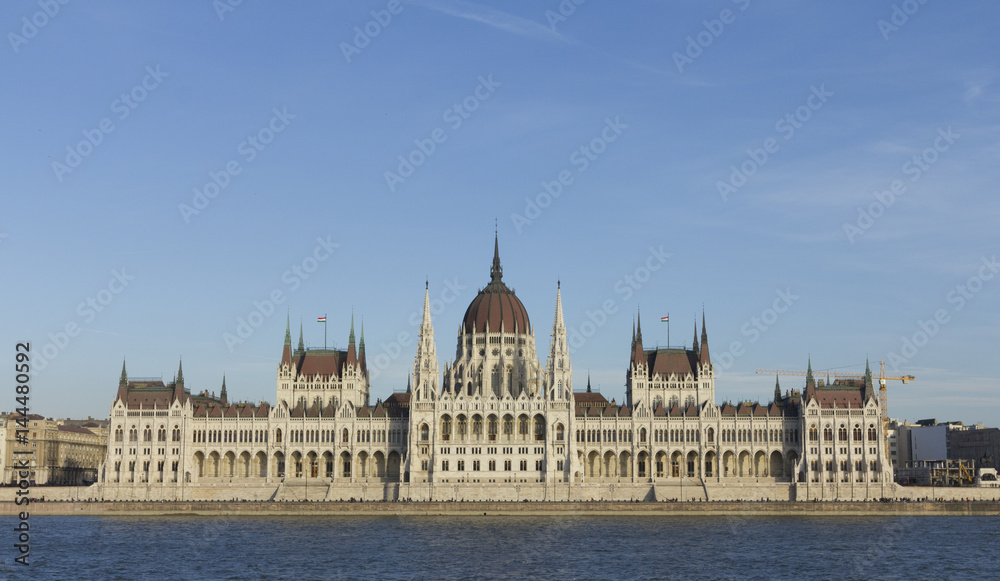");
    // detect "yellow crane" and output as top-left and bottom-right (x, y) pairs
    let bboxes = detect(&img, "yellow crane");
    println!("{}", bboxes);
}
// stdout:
(756, 361), (914, 457)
